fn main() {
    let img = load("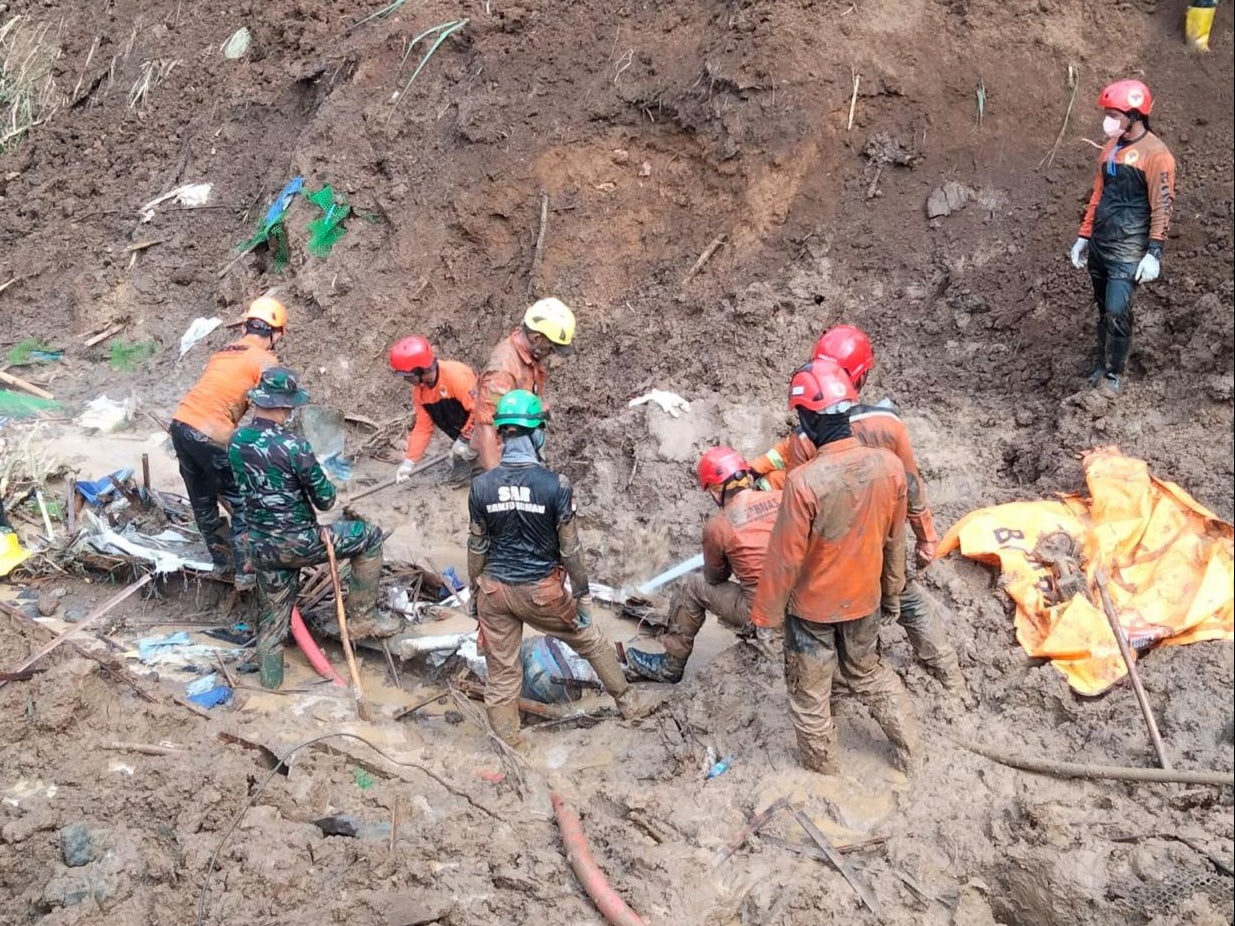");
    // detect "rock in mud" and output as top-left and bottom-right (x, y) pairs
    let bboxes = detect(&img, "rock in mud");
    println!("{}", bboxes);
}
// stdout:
(926, 181), (973, 218)
(314, 814), (360, 837)
(60, 823), (94, 867)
